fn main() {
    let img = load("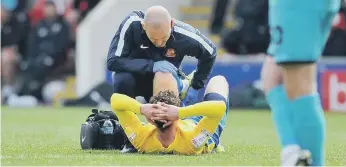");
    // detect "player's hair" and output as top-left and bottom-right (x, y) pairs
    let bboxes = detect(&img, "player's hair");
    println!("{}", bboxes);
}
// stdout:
(149, 90), (180, 130)
(149, 90), (181, 106)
